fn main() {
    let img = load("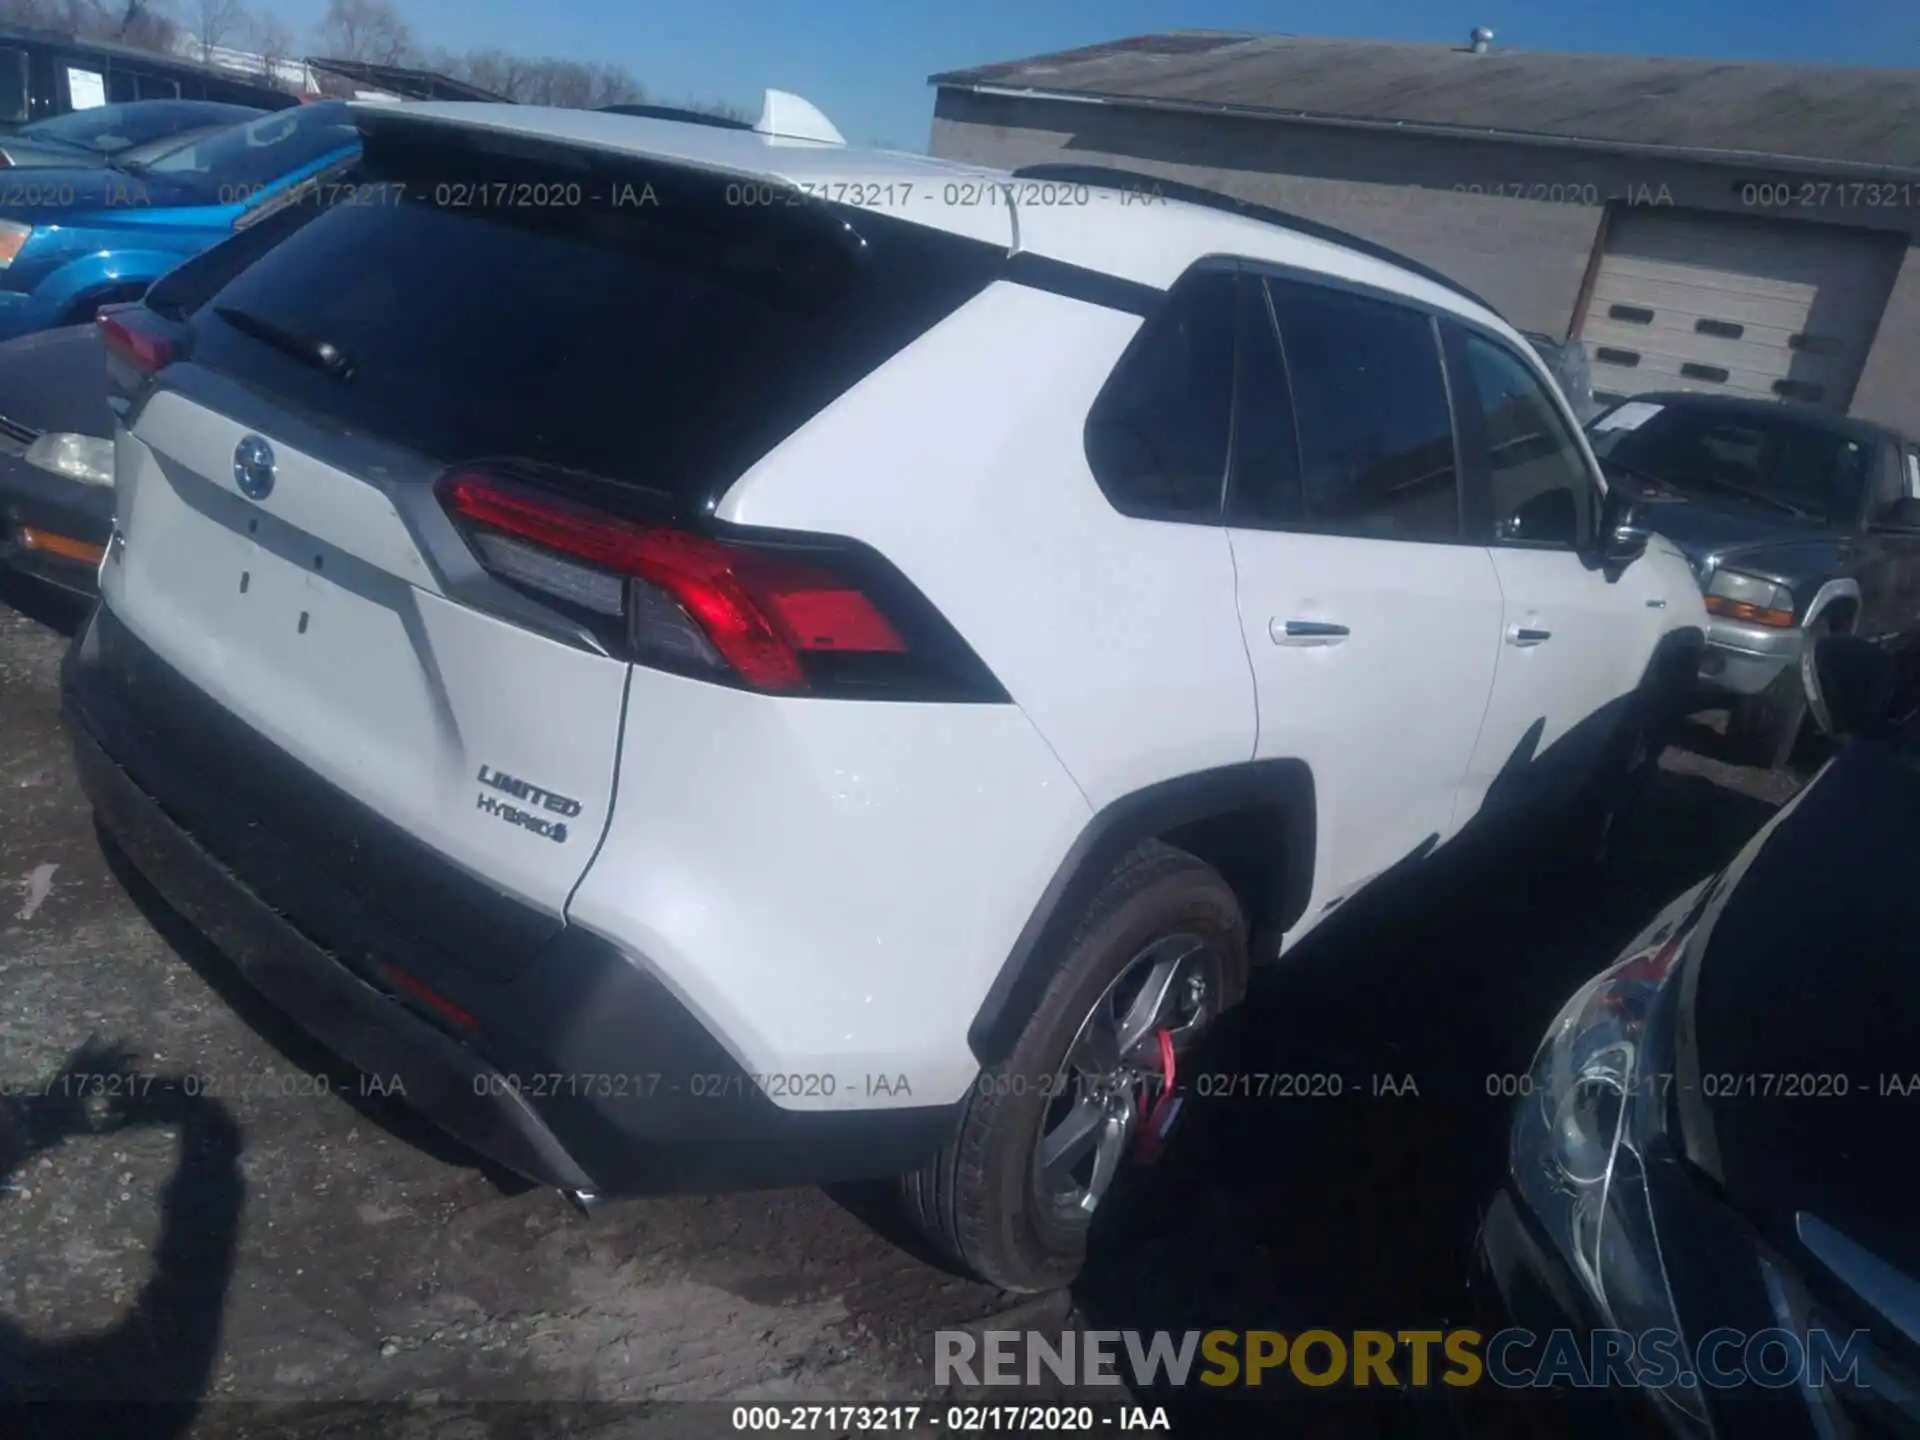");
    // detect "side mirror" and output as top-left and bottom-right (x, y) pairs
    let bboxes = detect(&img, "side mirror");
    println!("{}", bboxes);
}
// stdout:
(1802, 634), (1896, 741)
(1597, 481), (1649, 564)
(1872, 496), (1920, 531)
